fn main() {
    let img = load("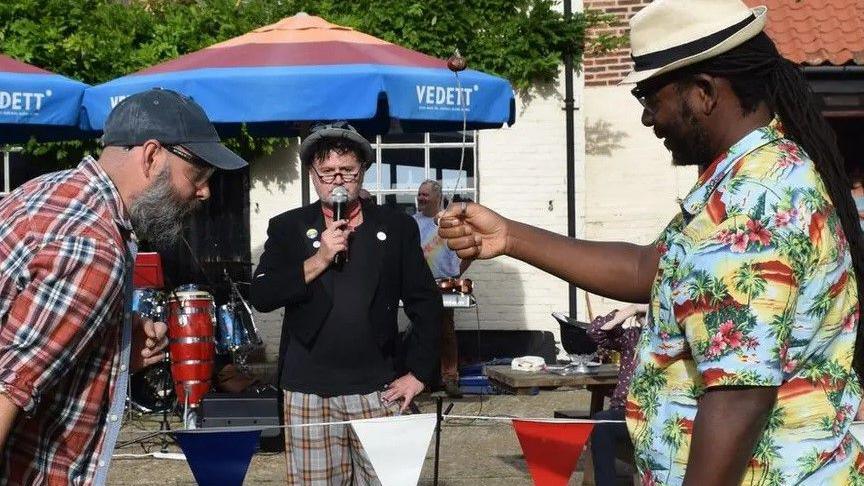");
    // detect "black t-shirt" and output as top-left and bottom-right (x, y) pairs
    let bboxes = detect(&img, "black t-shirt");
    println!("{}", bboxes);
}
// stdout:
(280, 221), (397, 396)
